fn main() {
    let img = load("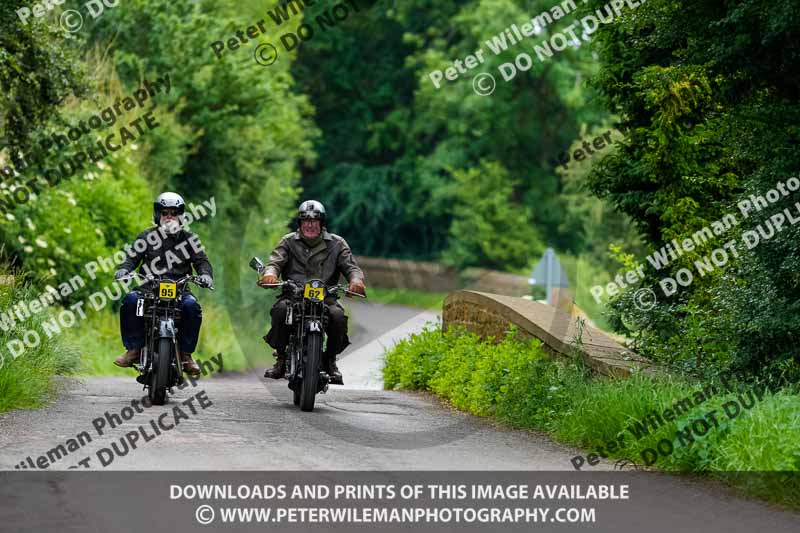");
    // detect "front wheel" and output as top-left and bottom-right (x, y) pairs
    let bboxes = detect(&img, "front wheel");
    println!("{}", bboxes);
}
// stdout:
(149, 338), (173, 406)
(299, 332), (322, 412)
